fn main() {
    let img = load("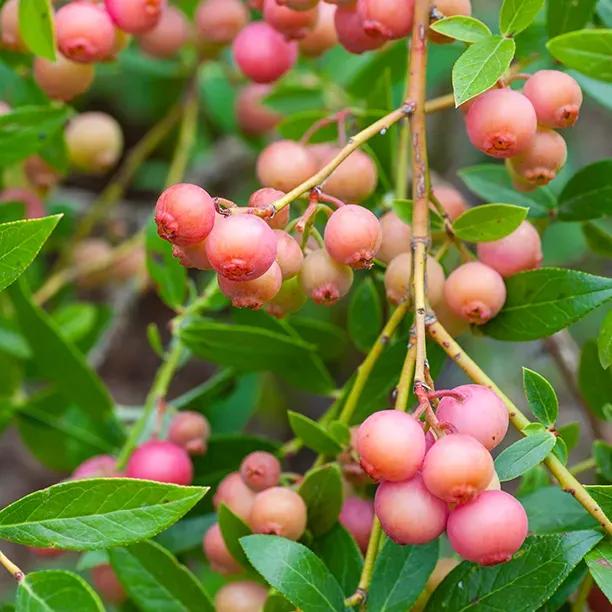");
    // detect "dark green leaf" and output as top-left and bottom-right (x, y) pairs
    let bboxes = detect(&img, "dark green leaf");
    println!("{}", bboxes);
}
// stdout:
(537, 563), (588, 612)
(585, 485), (612, 518)
(583, 221), (612, 256)
(552, 436), (568, 464)
(109, 540), (214, 612)
(289, 317), (349, 362)
(500, 0), (545, 35)
(547, 29), (612, 81)
(558, 160), (612, 221)
(264, 84), (325, 115)
(599, 311), (612, 369)
(523, 368), (559, 426)
(348, 278), (383, 352)
(452, 204), (528, 242)
(594, 441), (612, 480)
(585, 541), (612, 602)
(171, 368), (235, 412)
(547, 0), (599, 36)
(516, 465), (550, 496)
(240, 535), (346, 612)
(369, 539), (438, 612)
(18, 0), (56, 61)
(579, 339), (612, 419)
(0, 479), (207, 550)
(558, 421), (581, 451)
(218, 504), (253, 569)
(156, 514), (216, 555)
(327, 421), (350, 447)
(298, 464), (343, 536)
(495, 431), (556, 481)
(483, 268), (612, 341)
(430, 16), (491, 42)
(0, 215), (61, 292)
(16, 570), (103, 612)
(288, 412), (342, 456)
(426, 531), (603, 611)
